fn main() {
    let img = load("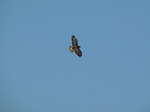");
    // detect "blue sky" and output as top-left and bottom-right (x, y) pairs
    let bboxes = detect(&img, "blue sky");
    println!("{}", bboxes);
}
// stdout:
(0, 0), (150, 112)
